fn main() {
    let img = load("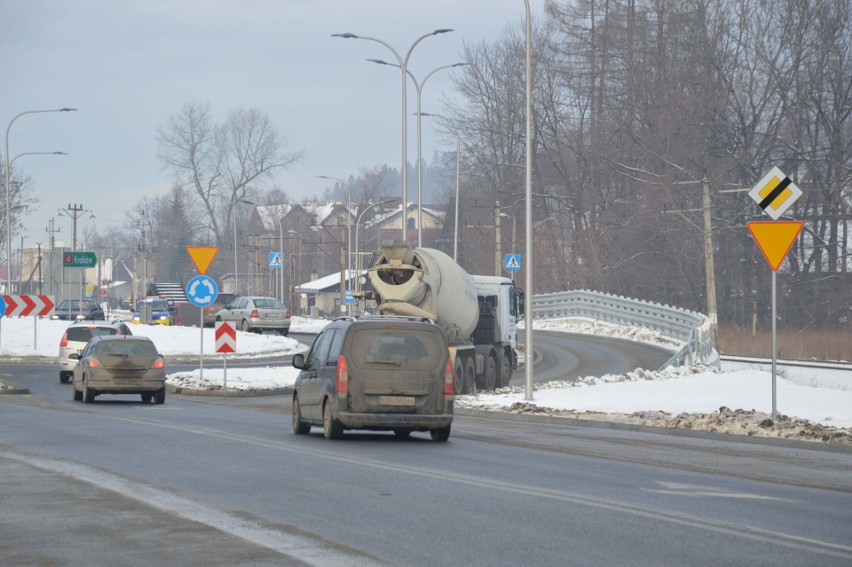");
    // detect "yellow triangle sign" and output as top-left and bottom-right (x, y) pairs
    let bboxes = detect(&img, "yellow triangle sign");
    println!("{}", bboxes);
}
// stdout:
(186, 246), (219, 275)
(748, 221), (802, 271)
